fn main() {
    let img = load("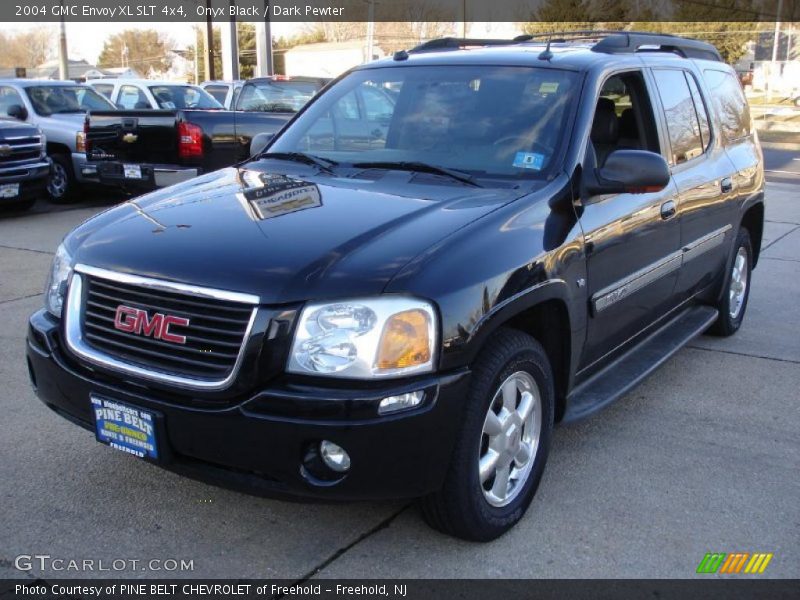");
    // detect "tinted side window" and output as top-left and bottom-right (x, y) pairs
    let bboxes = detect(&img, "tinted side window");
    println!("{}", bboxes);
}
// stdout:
(685, 73), (711, 152)
(204, 85), (228, 104)
(703, 69), (751, 143)
(119, 85), (148, 109)
(0, 86), (25, 117)
(653, 69), (703, 165)
(93, 84), (114, 99)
